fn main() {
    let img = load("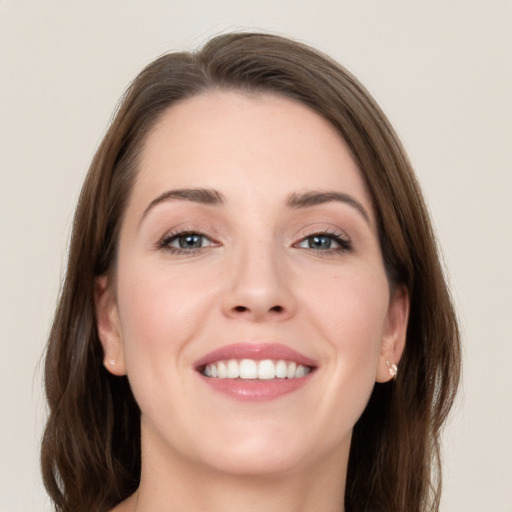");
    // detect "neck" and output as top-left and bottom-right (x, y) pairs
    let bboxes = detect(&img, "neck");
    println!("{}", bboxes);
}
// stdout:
(130, 466), (346, 512)
(120, 428), (349, 512)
